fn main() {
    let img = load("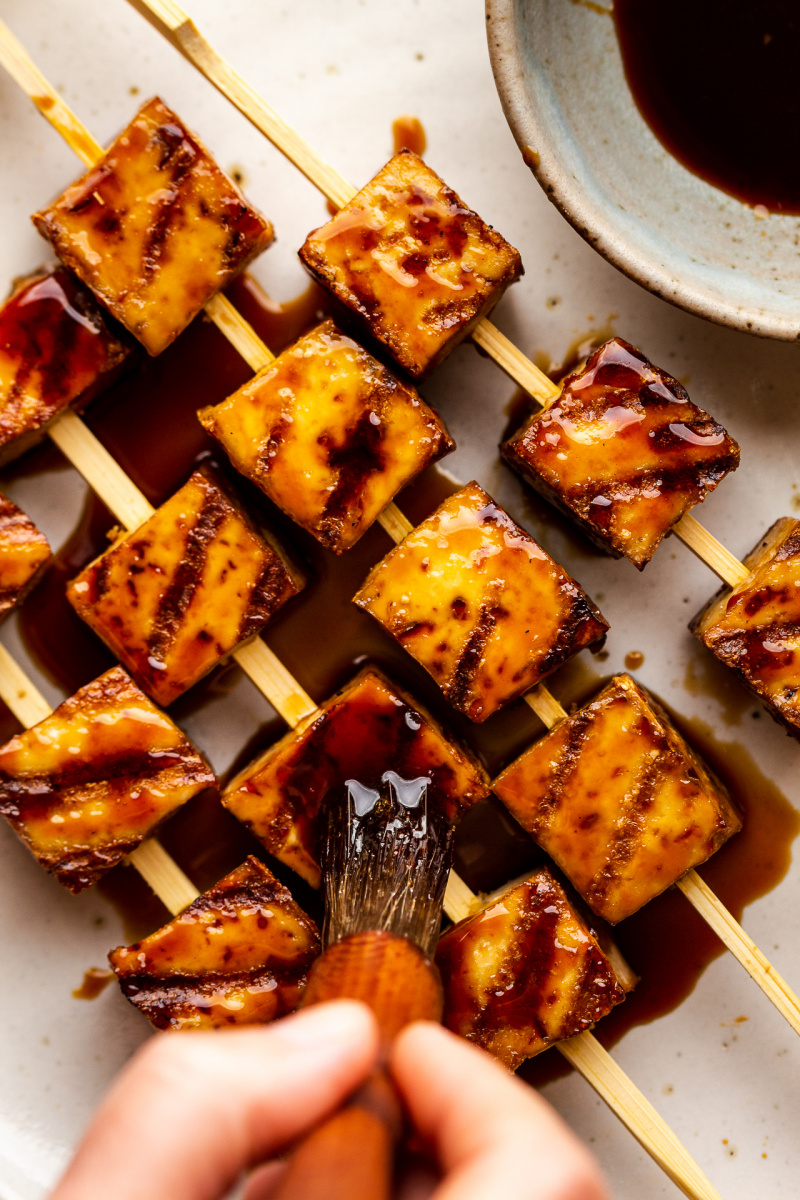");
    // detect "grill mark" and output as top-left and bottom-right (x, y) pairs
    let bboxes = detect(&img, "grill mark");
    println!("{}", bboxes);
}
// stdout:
(521, 708), (596, 835)
(584, 748), (673, 911)
(447, 601), (501, 710)
(0, 750), (211, 820)
(34, 837), (144, 893)
(573, 454), (740, 514)
(138, 129), (198, 284)
(256, 414), (293, 477)
(322, 407), (386, 524)
(147, 489), (229, 665)
(534, 589), (607, 680)
(116, 963), (313, 1029)
(236, 552), (293, 641)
